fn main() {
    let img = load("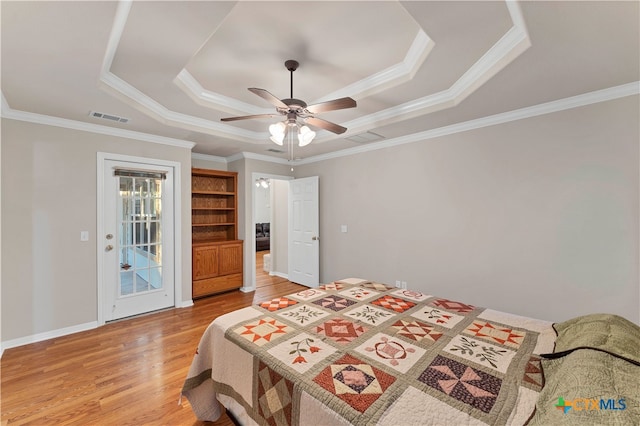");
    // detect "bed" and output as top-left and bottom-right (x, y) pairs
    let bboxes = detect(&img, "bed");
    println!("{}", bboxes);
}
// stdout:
(181, 278), (639, 425)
